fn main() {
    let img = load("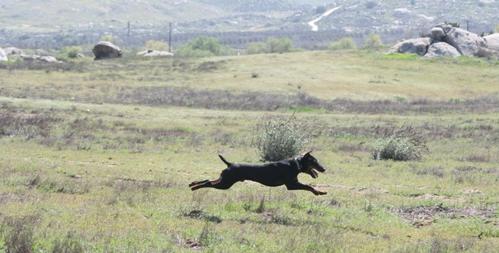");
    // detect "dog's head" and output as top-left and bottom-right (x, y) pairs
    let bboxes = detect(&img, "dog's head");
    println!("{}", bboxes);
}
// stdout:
(298, 151), (326, 179)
